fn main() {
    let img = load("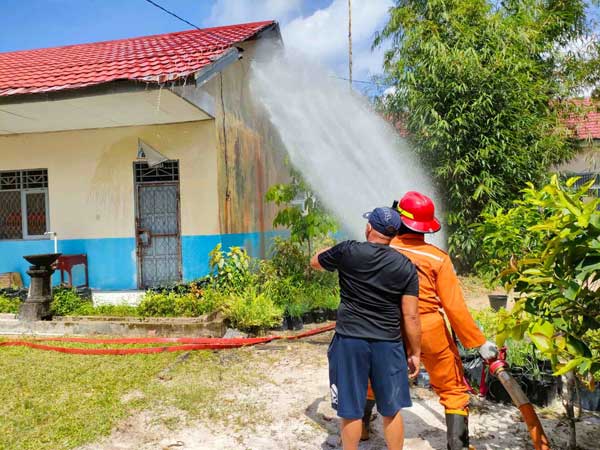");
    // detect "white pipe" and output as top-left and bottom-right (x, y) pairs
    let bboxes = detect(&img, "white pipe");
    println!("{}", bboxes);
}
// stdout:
(44, 231), (58, 253)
